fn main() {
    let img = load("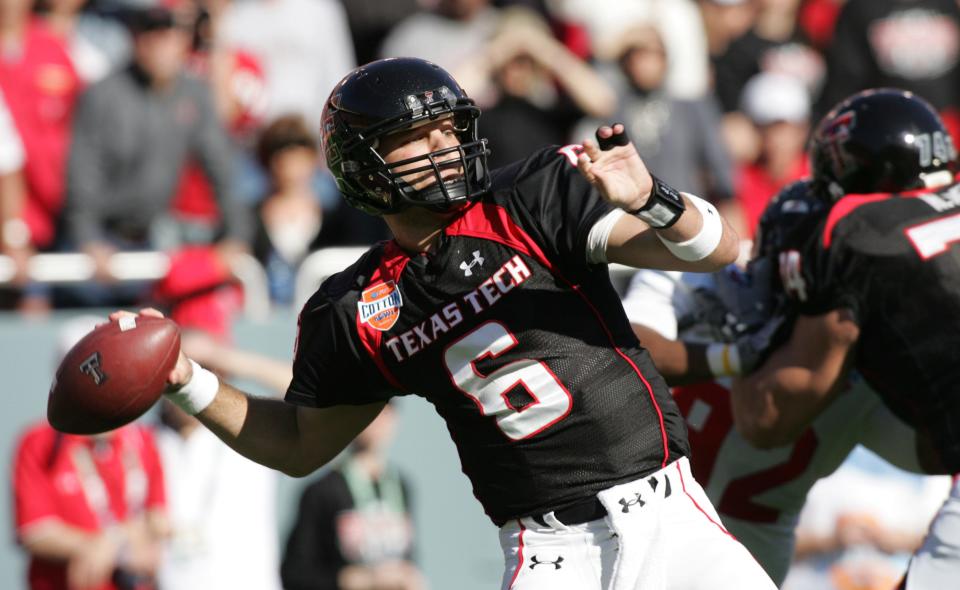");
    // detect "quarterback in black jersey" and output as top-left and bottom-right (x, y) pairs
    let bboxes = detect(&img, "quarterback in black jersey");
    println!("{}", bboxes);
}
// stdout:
(111, 58), (776, 589)
(733, 88), (960, 589)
